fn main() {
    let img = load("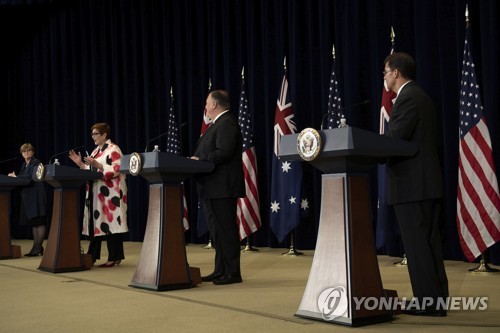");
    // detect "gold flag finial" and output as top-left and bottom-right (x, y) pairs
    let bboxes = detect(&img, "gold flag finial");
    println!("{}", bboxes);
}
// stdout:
(390, 26), (395, 46)
(208, 78), (212, 90)
(170, 86), (173, 98)
(283, 56), (287, 70)
(465, 4), (469, 24)
(241, 66), (245, 79)
(332, 44), (336, 60)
